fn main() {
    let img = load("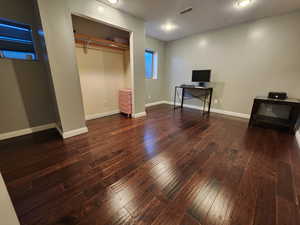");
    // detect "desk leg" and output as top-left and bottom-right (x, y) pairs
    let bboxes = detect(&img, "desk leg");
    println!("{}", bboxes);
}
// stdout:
(203, 95), (207, 114)
(173, 87), (177, 109)
(208, 89), (213, 114)
(181, 89), (185, 108)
